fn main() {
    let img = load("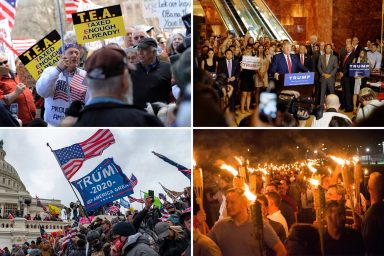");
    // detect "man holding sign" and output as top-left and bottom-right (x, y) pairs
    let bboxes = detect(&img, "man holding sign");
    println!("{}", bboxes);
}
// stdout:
(36, 43), (88, 126)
